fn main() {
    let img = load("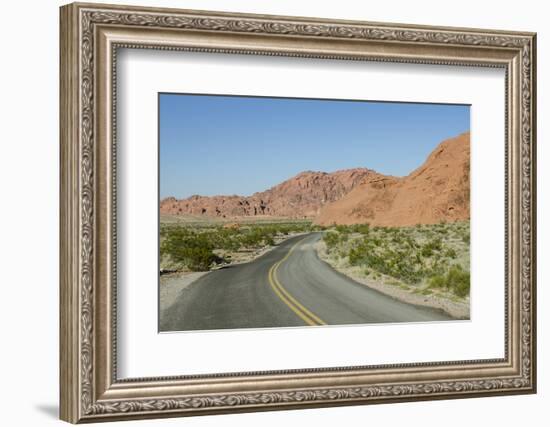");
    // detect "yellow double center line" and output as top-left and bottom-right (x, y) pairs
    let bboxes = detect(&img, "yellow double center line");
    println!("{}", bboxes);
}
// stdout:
(268, 237), (326, 326)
